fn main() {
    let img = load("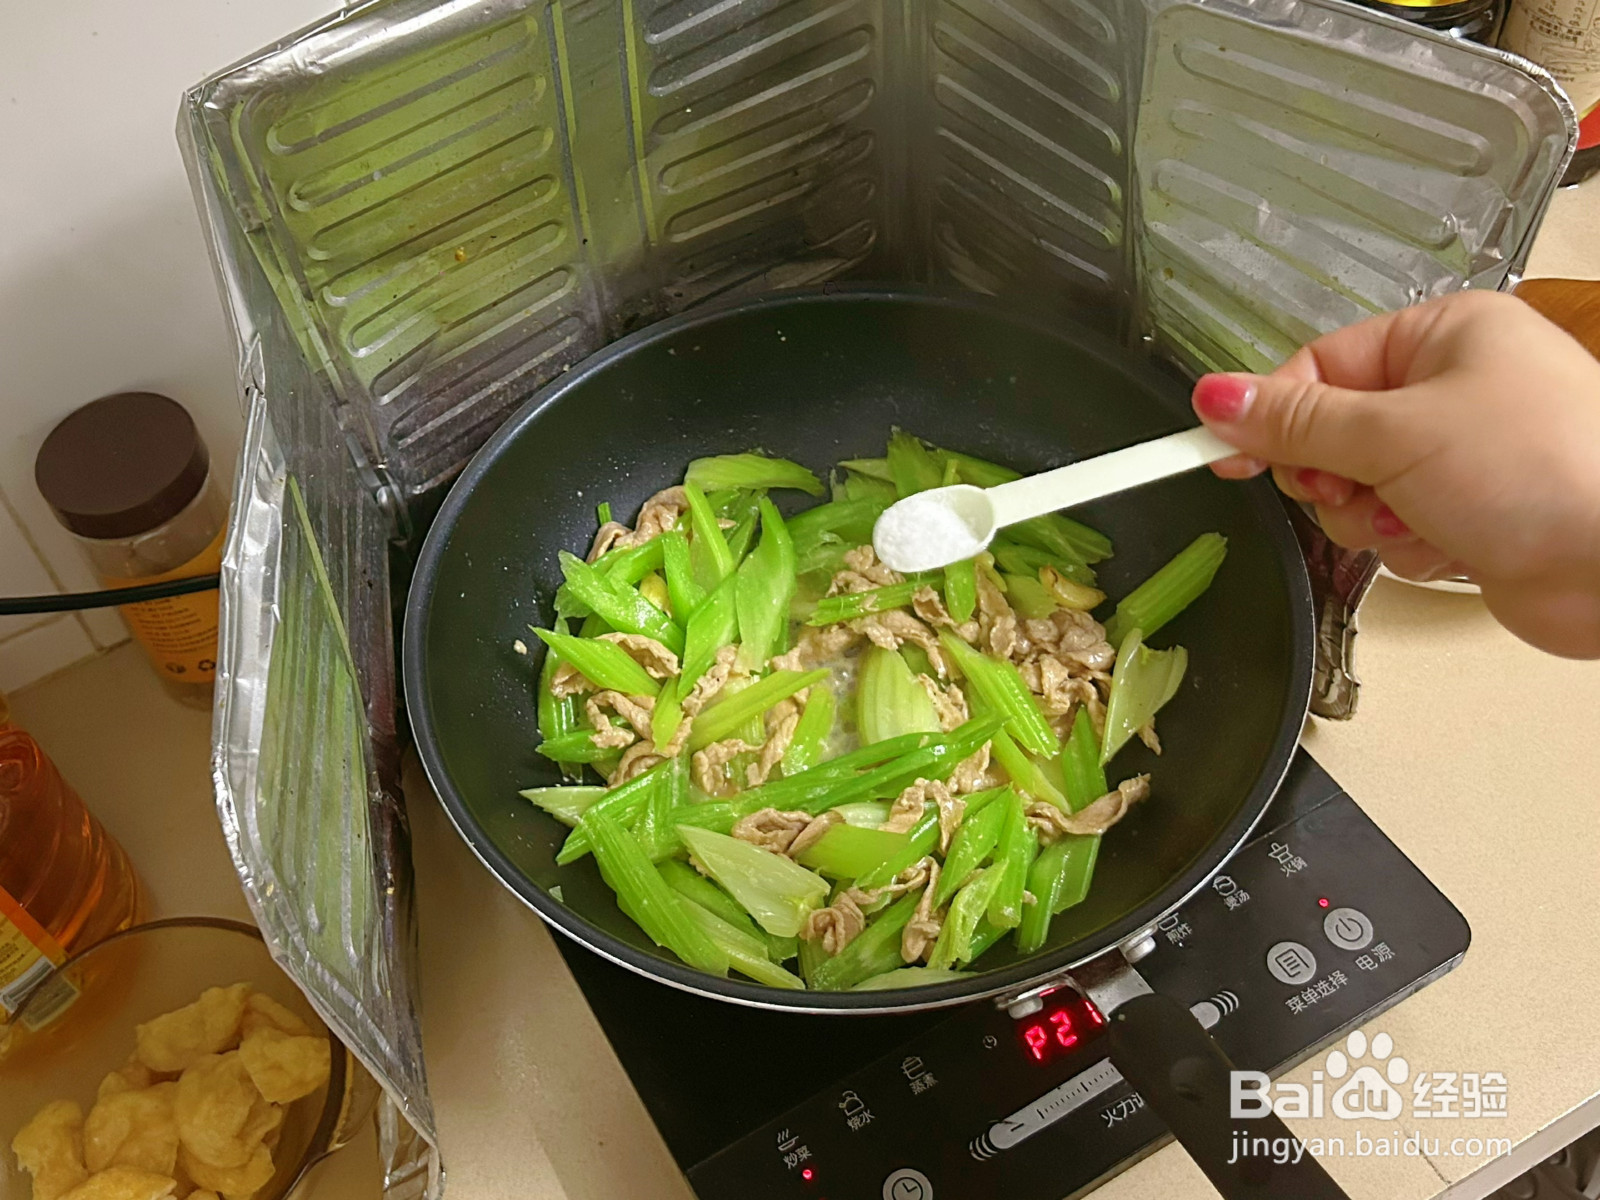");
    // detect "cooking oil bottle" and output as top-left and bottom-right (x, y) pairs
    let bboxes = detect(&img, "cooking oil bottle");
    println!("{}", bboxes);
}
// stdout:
(0, 692), (140, 1022)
